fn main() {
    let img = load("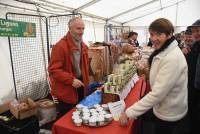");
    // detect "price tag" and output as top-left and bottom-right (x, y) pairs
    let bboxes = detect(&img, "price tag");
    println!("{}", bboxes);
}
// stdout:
(108, 100), (125, 121)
